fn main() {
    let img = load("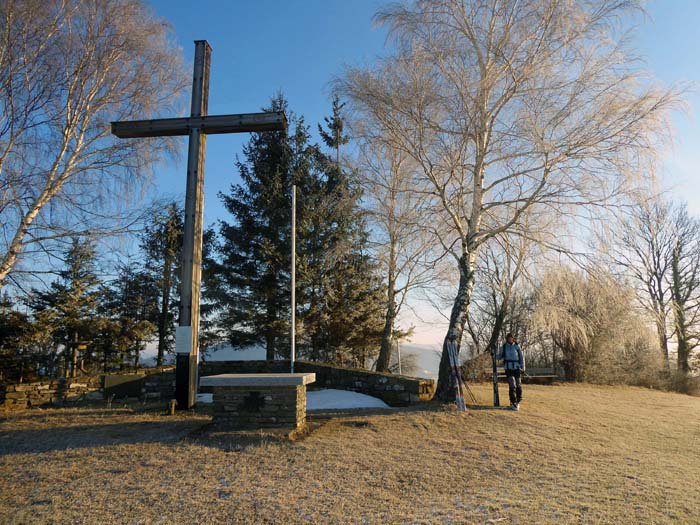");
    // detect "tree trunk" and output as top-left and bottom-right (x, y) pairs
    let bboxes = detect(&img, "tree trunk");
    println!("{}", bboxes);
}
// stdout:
(70, 333), (78, 378)
(671, 247), (690, 373)
(436, 253), (476, 401)
(485, 294), (509, 360)
(676, 323), (689, 373)
(655, 315), (671, 371)
(157, 252), (173, 367)
(265, 332), (275, 360)
(376, 286), (396, 373)
(672, 299), (689, 373)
